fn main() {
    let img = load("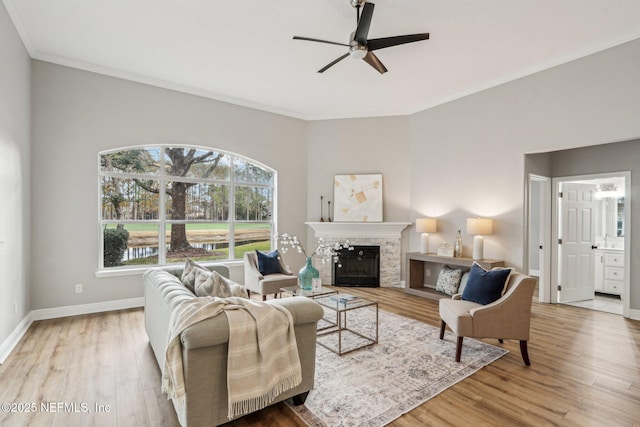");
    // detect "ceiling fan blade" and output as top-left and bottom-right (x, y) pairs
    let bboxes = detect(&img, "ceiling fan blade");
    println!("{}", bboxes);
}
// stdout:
(363, 51), (387, 74)
(318, 53), (350, 73)
(354, 2), (375, 44)
(367, 33), (429, 51)
(293, 36), (349, 47)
